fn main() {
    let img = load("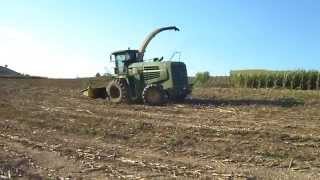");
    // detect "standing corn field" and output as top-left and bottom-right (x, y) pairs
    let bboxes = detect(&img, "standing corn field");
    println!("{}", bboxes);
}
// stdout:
(230, 70), (320, 90)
